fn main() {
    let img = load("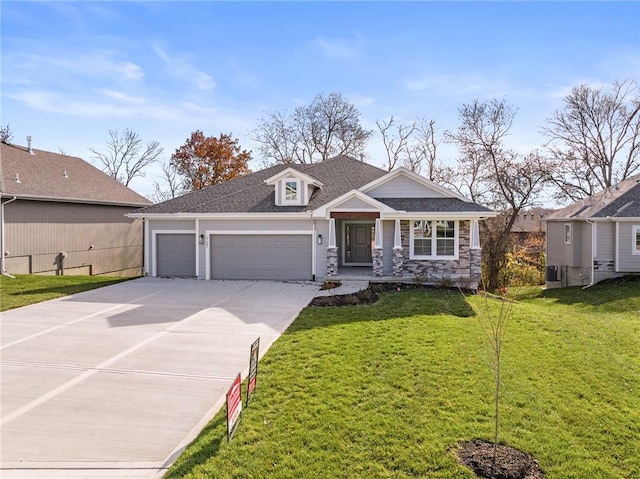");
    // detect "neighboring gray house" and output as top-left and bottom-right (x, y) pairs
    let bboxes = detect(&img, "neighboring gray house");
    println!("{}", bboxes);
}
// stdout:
(545, 174), (640, 288)
(129, 156), (495, 288)
(0, 140), (151, 277)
